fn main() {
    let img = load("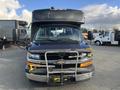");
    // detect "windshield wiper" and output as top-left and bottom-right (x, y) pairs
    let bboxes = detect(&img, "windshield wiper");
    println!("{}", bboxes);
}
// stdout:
(55, 38), (79, 44)
(35, 38), (79, 43)
(35, 38), (58, 42)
